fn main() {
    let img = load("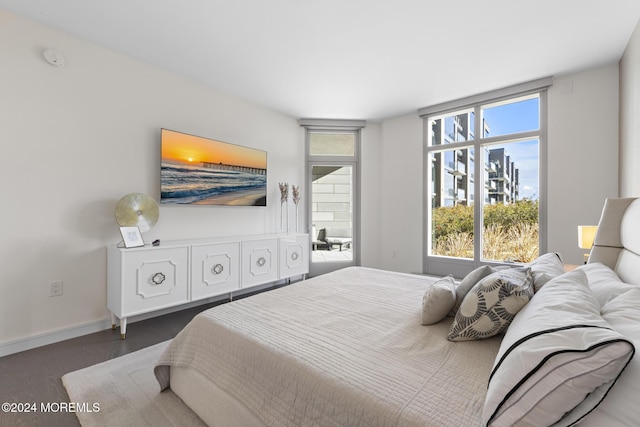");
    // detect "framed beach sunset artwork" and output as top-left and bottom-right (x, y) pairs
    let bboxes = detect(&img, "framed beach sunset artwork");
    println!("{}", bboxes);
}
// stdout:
(160, 129), (267, 206)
